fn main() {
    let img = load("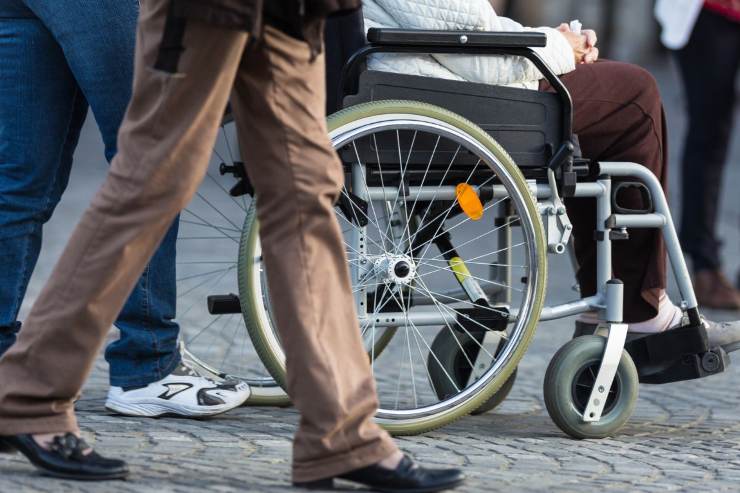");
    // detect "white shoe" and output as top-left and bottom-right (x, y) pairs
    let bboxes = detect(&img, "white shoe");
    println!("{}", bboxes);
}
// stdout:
(105, 362), (250, 417)
(702, 318), (740, 353)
